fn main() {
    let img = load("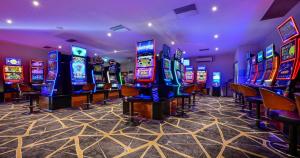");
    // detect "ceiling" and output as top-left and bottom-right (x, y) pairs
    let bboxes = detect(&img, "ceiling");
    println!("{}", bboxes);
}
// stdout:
(0, 0), (300, 63)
